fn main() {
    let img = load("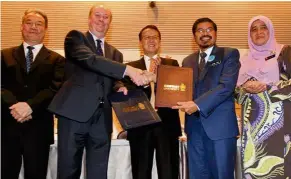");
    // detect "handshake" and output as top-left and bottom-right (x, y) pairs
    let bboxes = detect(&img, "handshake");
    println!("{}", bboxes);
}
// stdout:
(125, 65), (157, 86)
